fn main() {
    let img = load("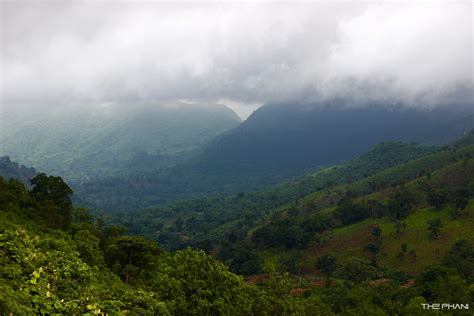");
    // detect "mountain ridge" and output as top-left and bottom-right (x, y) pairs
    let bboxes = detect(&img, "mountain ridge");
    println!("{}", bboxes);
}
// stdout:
(0, 102), (241, 182)
(77, 102), (473, 211)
